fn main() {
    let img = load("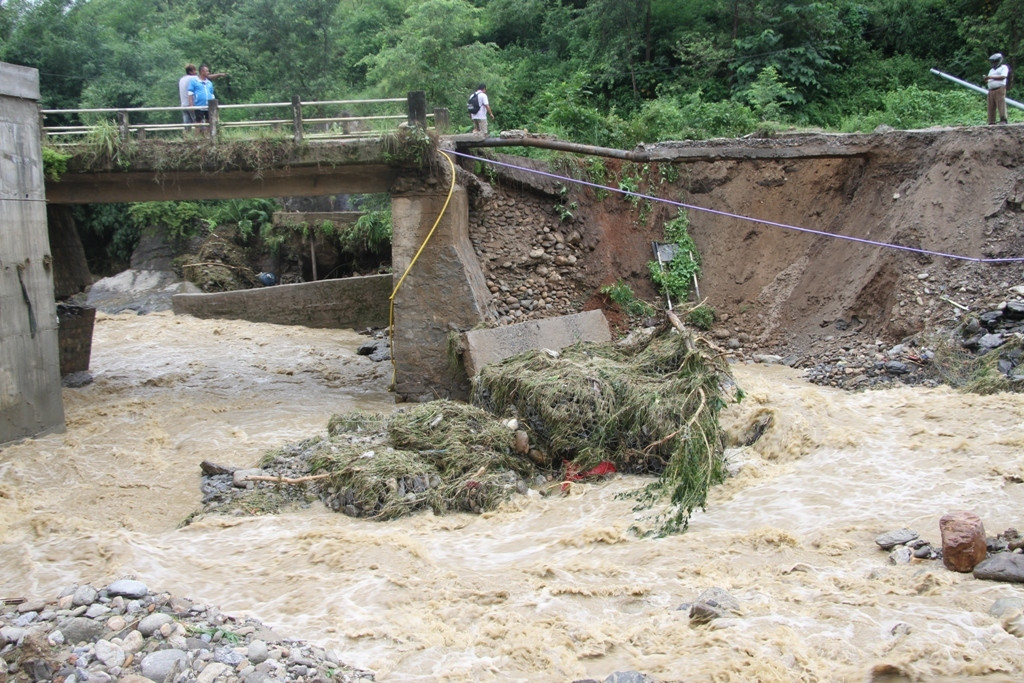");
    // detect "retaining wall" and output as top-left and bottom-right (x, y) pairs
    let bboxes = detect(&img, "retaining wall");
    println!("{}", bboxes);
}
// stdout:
(171, 275), (391, 330)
